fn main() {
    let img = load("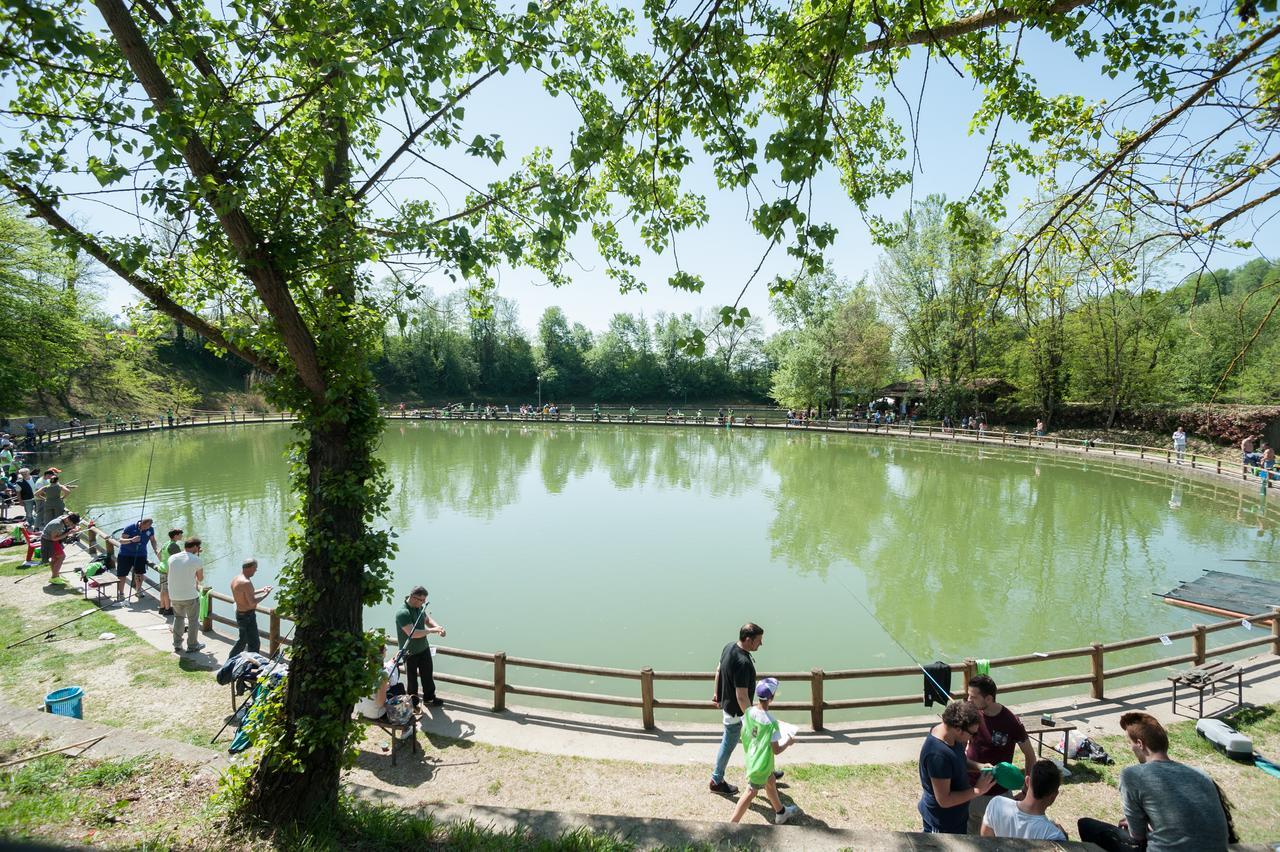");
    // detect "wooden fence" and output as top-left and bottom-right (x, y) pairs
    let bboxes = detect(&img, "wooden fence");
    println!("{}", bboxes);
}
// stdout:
(33, 406), (1275, 497)
(63, 413), (1279, 730)
(89, 512), (1276, 732)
